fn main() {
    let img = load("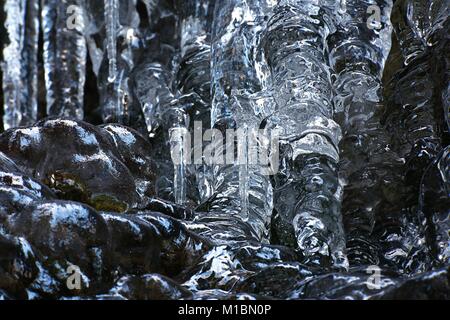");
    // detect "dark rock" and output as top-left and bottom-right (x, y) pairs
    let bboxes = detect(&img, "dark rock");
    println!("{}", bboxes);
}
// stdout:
(101, 212), (162, 275)
(0, 231), (39, 299)
(0, 170), (55, 219)
(109, 274), (192, 300)
(133, 211), (212, 277)
(142, 198), (194, 220)
(6, 200), (112, 296)
(0, 119), (141, 212)
(101, 124), (158, 199)
(376, 266), (450, 300)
